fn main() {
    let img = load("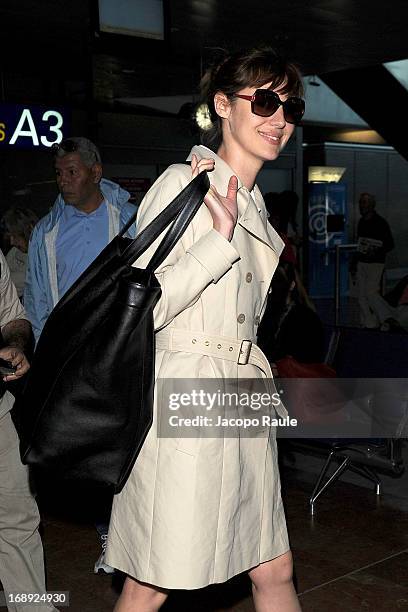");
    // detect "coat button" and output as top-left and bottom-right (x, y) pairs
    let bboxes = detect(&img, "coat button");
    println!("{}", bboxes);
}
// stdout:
(254, 315), (260, 325)
(237, 313), (245, 324)
(246, 272), (253, 283)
